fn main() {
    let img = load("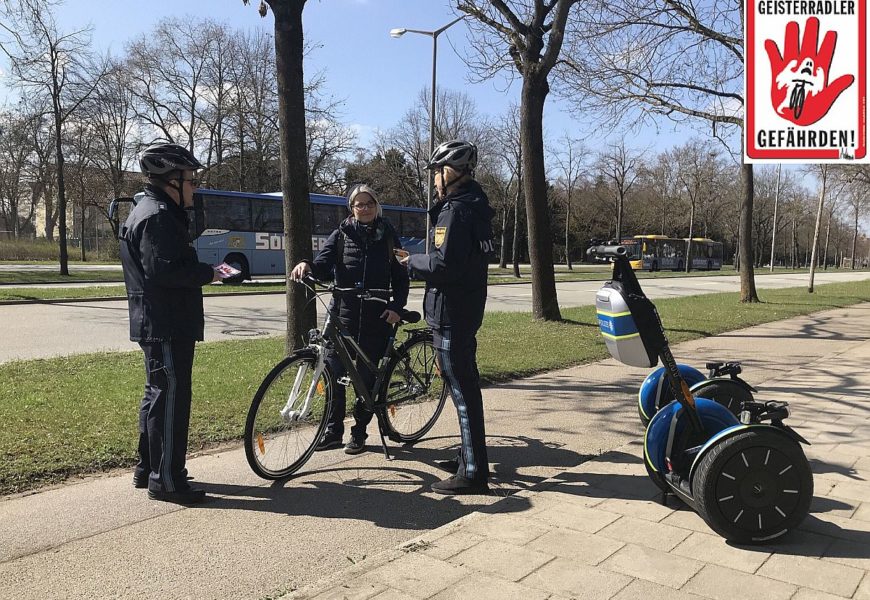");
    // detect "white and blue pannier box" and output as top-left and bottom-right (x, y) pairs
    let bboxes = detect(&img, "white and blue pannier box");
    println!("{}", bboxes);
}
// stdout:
(596, 284), (657, 368)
